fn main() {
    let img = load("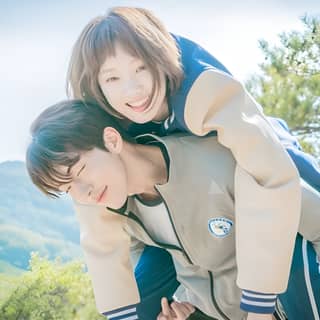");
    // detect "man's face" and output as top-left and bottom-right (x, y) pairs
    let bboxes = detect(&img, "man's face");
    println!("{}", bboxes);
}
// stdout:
(98, 42), (168, 123)
(59, 148), (128, 209)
